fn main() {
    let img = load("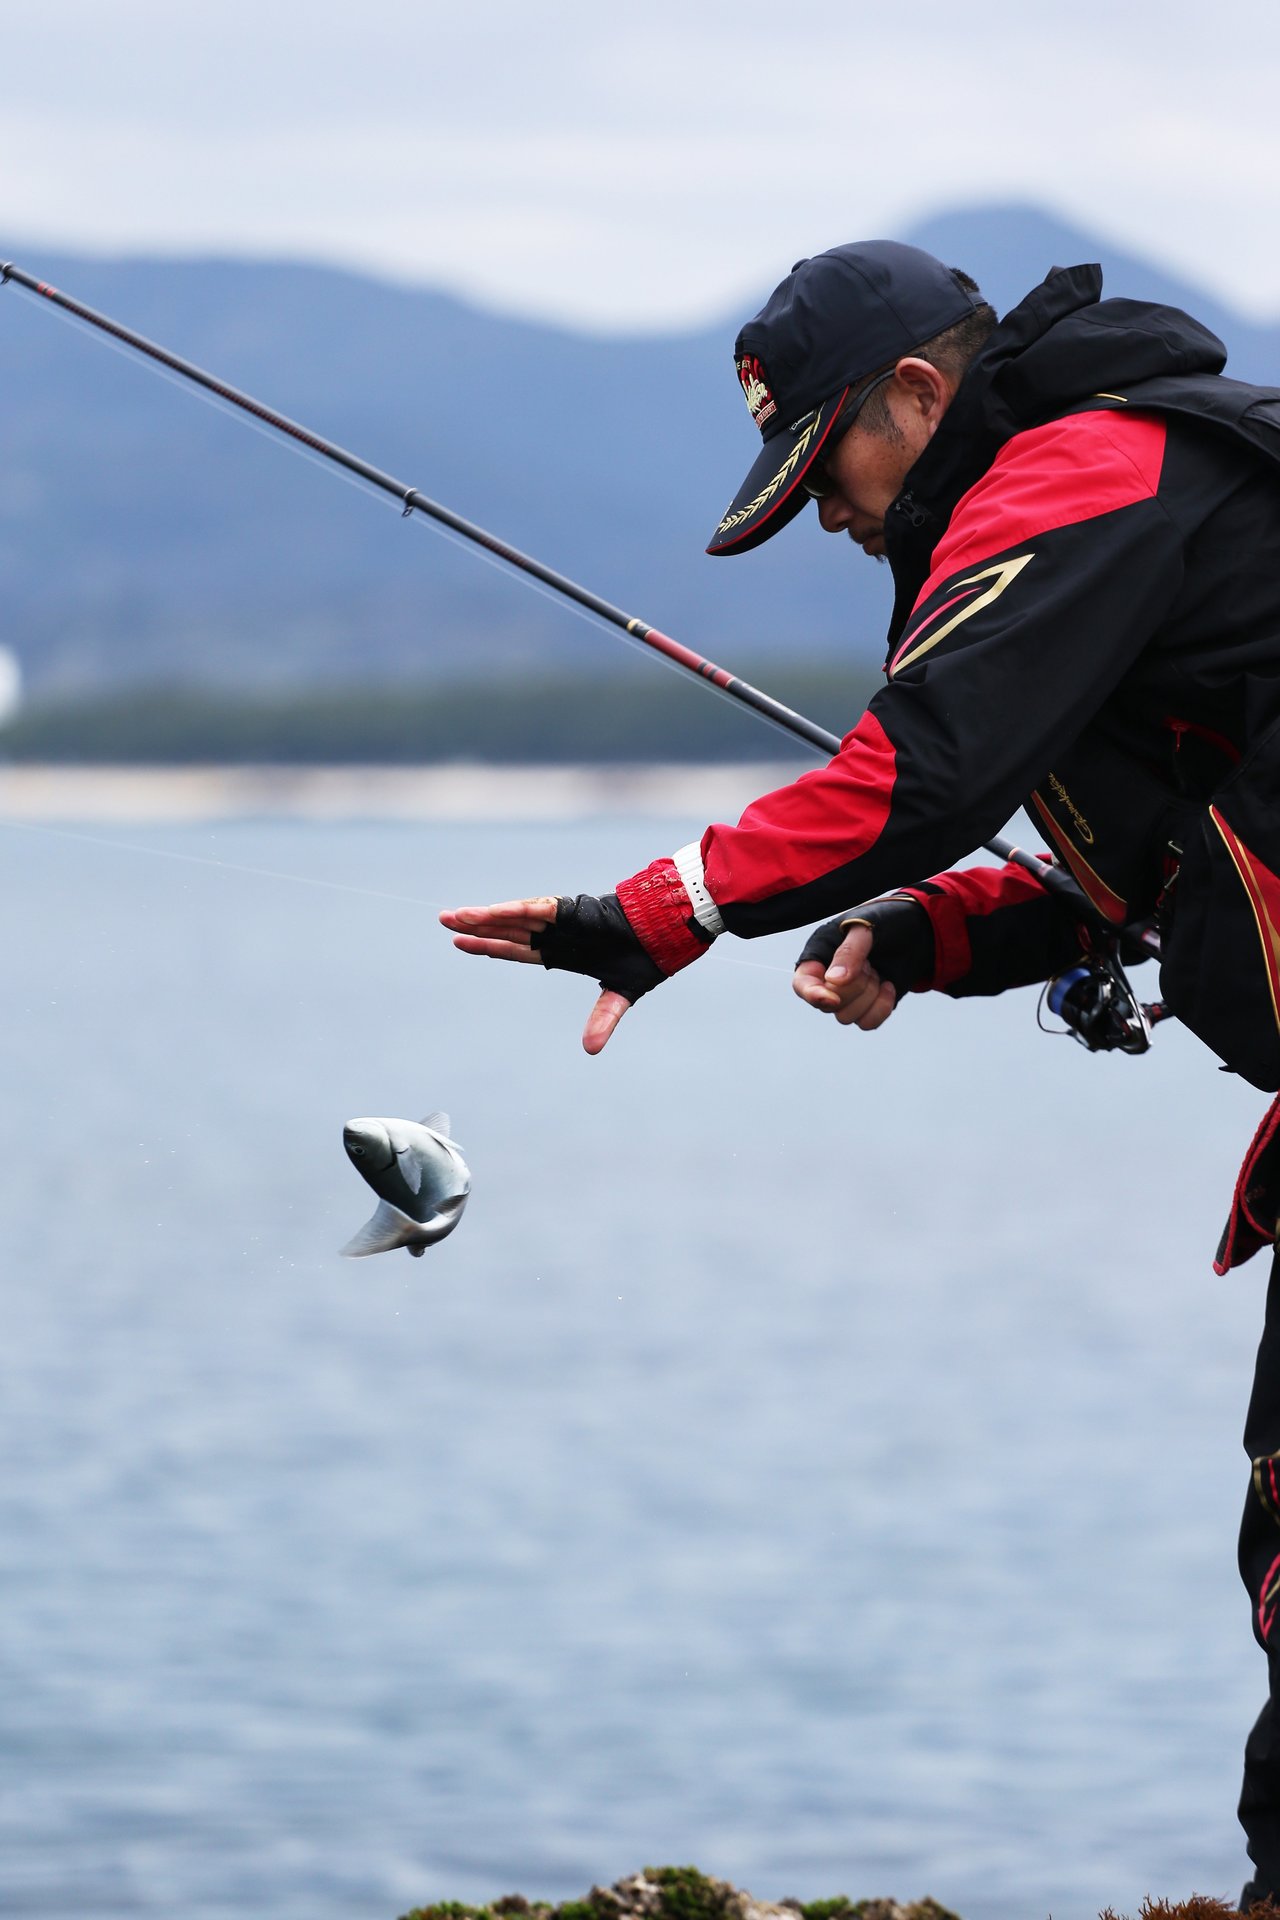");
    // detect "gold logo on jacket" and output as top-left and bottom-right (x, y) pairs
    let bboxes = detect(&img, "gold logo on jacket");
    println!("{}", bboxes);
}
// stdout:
(1046, 772), (1094, 845)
